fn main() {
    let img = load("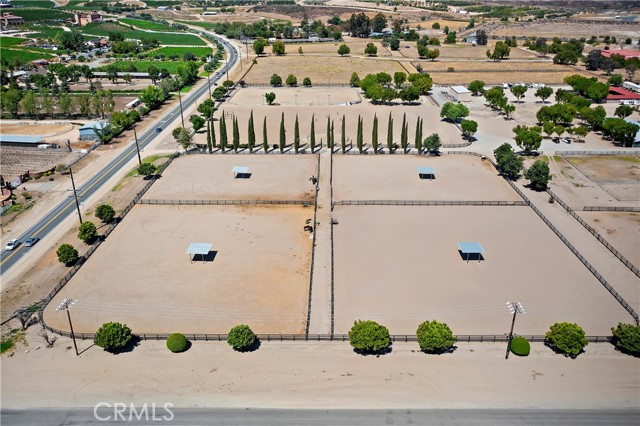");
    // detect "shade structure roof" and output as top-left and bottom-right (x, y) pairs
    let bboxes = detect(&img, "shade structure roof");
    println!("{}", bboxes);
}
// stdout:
(458, 242), (484, 254)
(186, 243), (212, 256)
(417, 167), (435, 175)
(232, 166), (249, 174)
